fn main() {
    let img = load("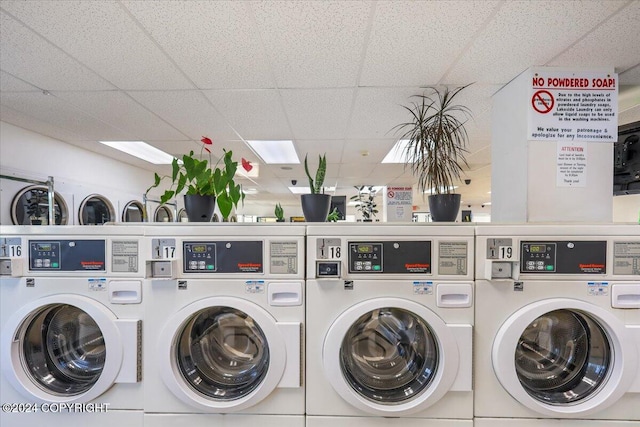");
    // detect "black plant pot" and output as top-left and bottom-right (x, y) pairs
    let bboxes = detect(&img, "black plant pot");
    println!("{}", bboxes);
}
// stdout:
(184, 194), (216, 222)
(428, 194), (461, 222)
(301, 194), (332, 222)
